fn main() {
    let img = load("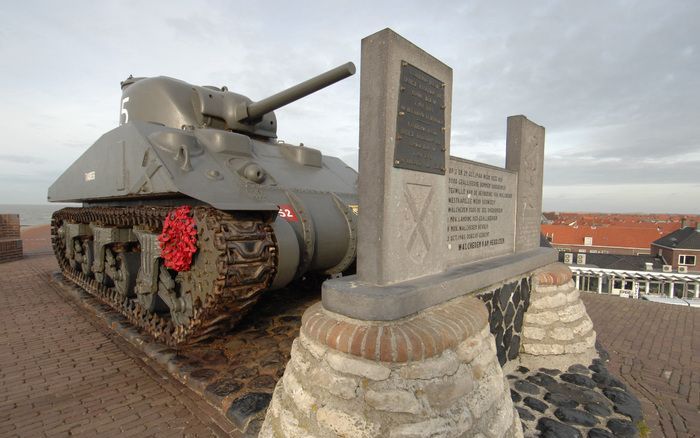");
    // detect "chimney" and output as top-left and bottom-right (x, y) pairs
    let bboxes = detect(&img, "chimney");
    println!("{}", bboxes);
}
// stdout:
(681, 217), (687, 228)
